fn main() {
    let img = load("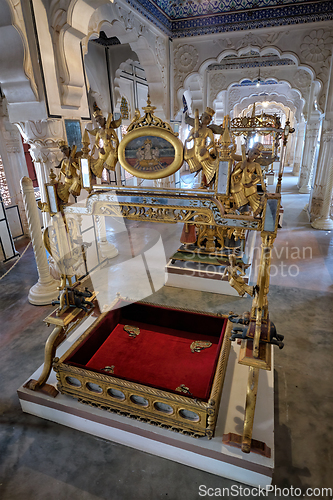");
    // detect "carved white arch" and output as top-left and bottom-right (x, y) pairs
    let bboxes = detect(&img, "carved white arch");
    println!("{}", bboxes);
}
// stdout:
(0, 0), (38, 103)
(175, 45), (321, 117)
(241, 100), (295, 122)
(230, 85), (303, 122)
(47, 0), (166, 112)
(225, 78), (305, 119)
